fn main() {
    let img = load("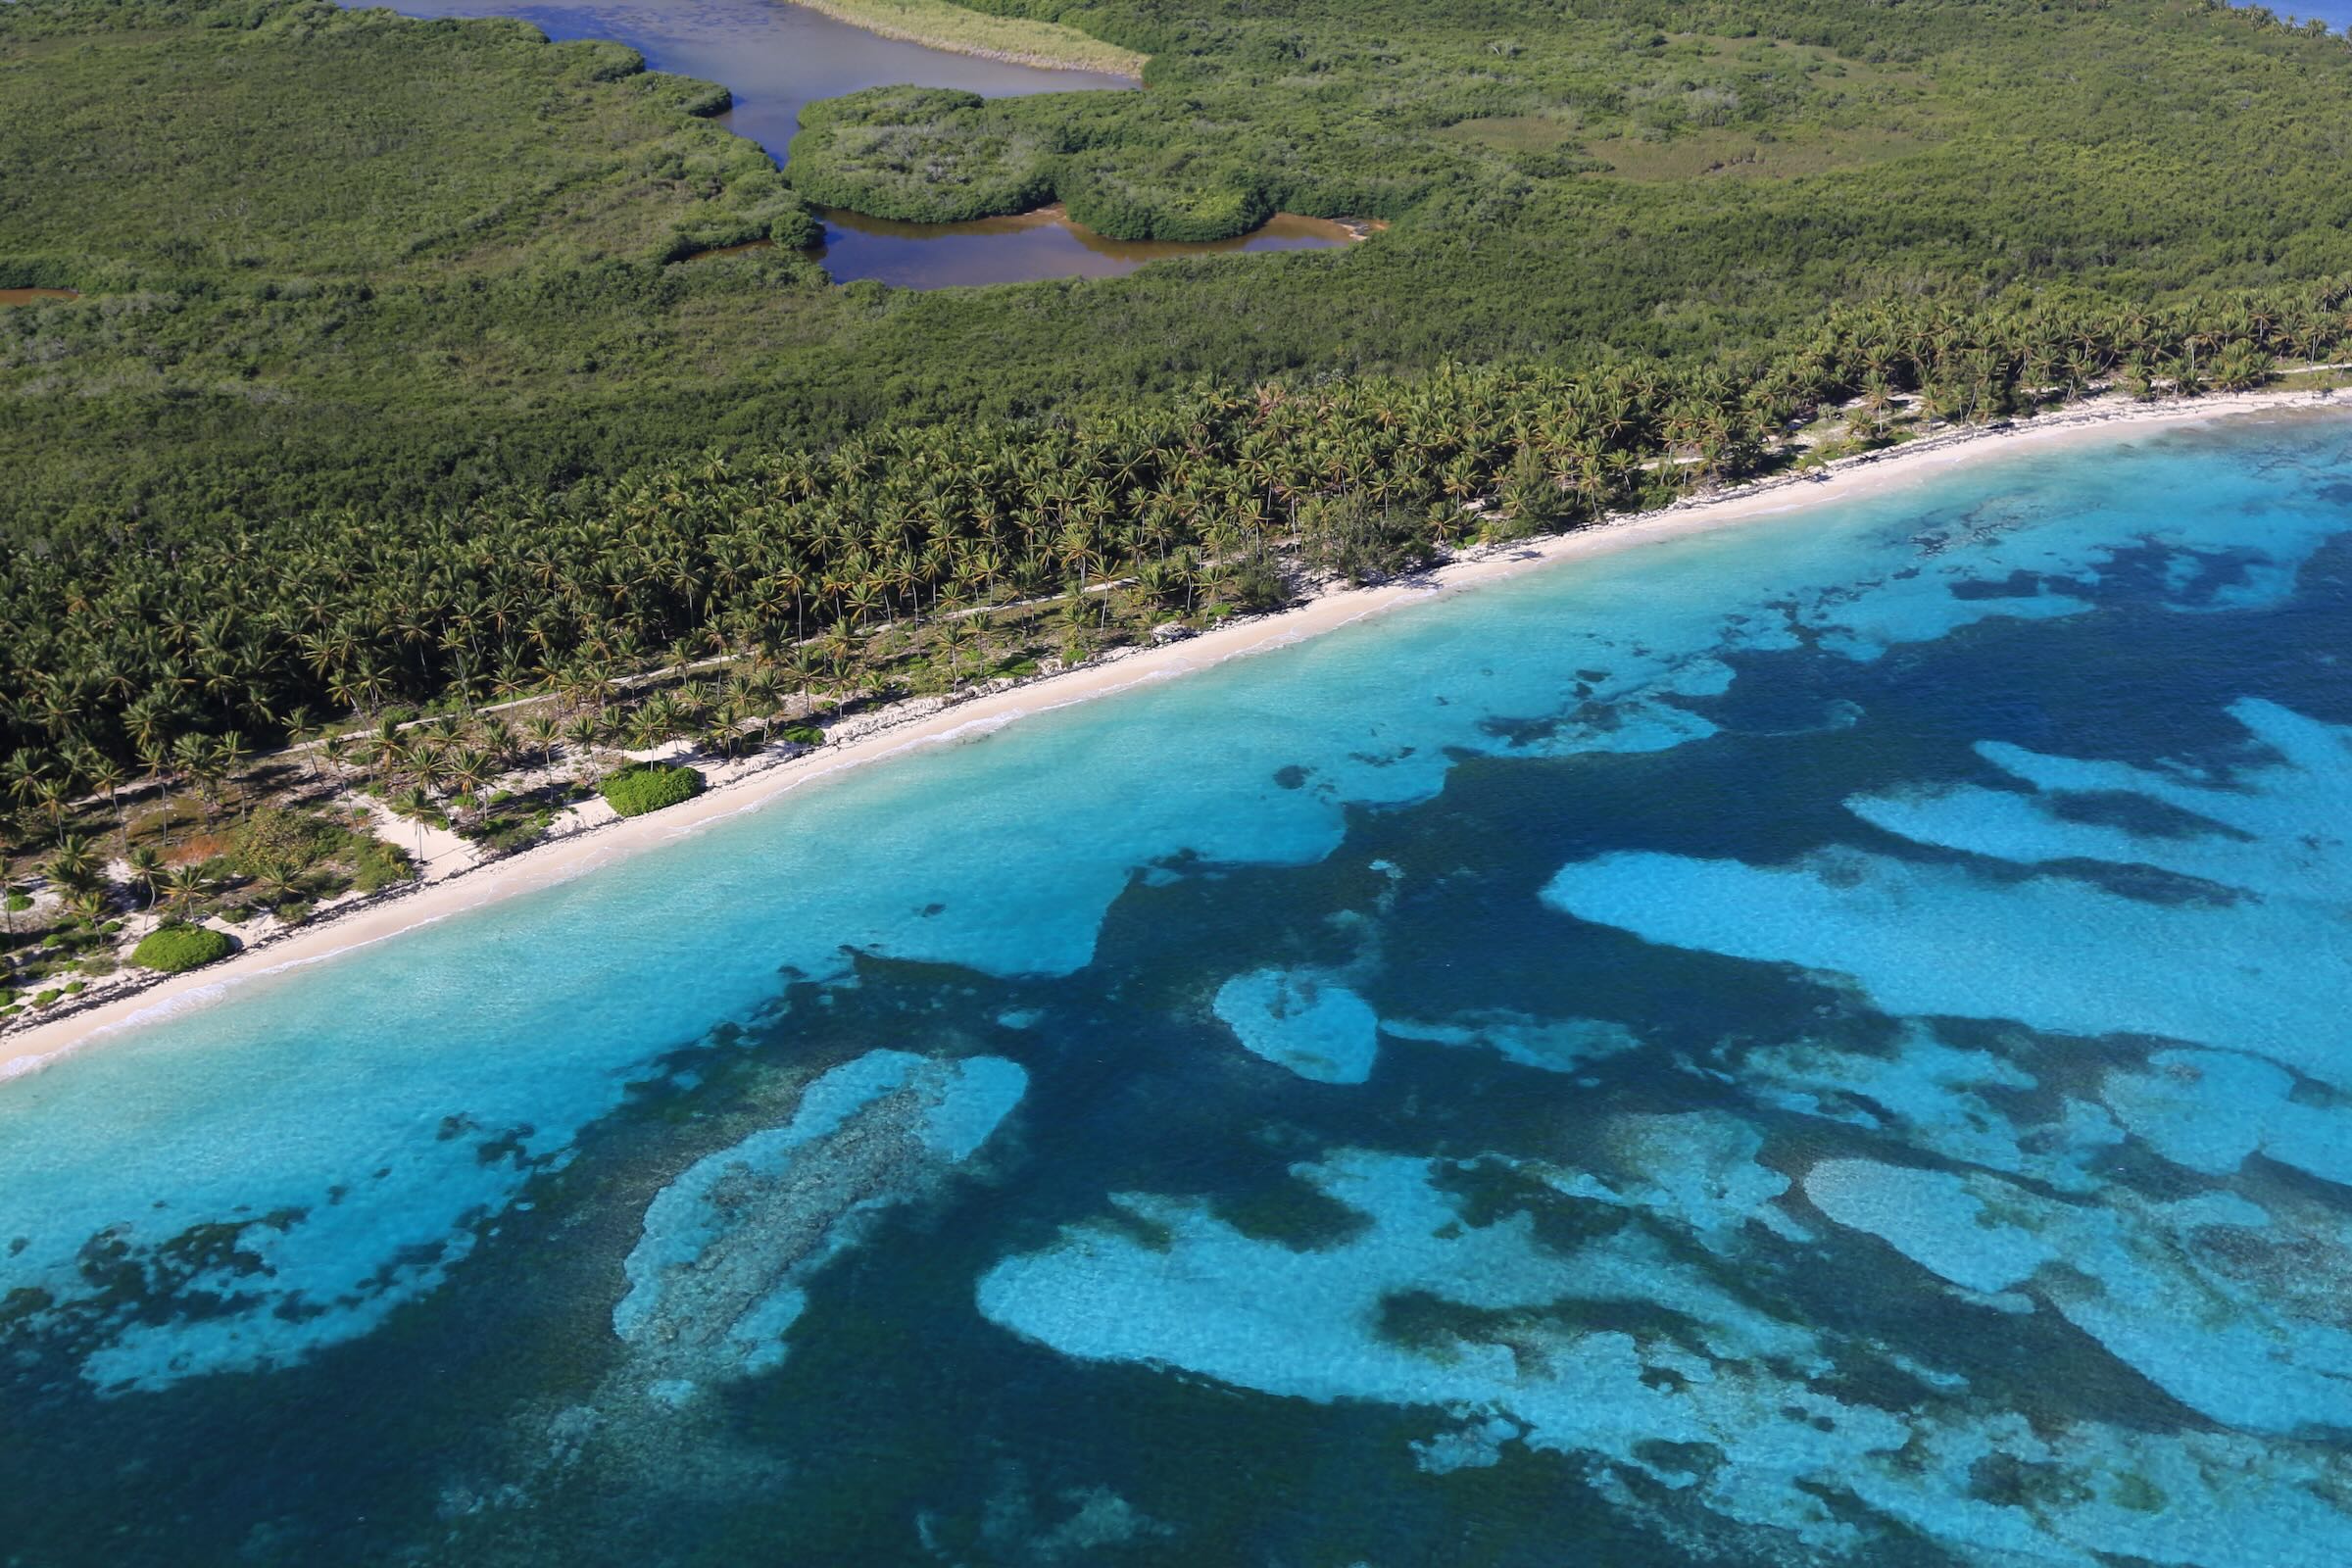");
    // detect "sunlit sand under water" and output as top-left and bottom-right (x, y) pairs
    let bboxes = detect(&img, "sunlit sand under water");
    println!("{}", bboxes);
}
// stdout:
(4, 412), (2352, 1564)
